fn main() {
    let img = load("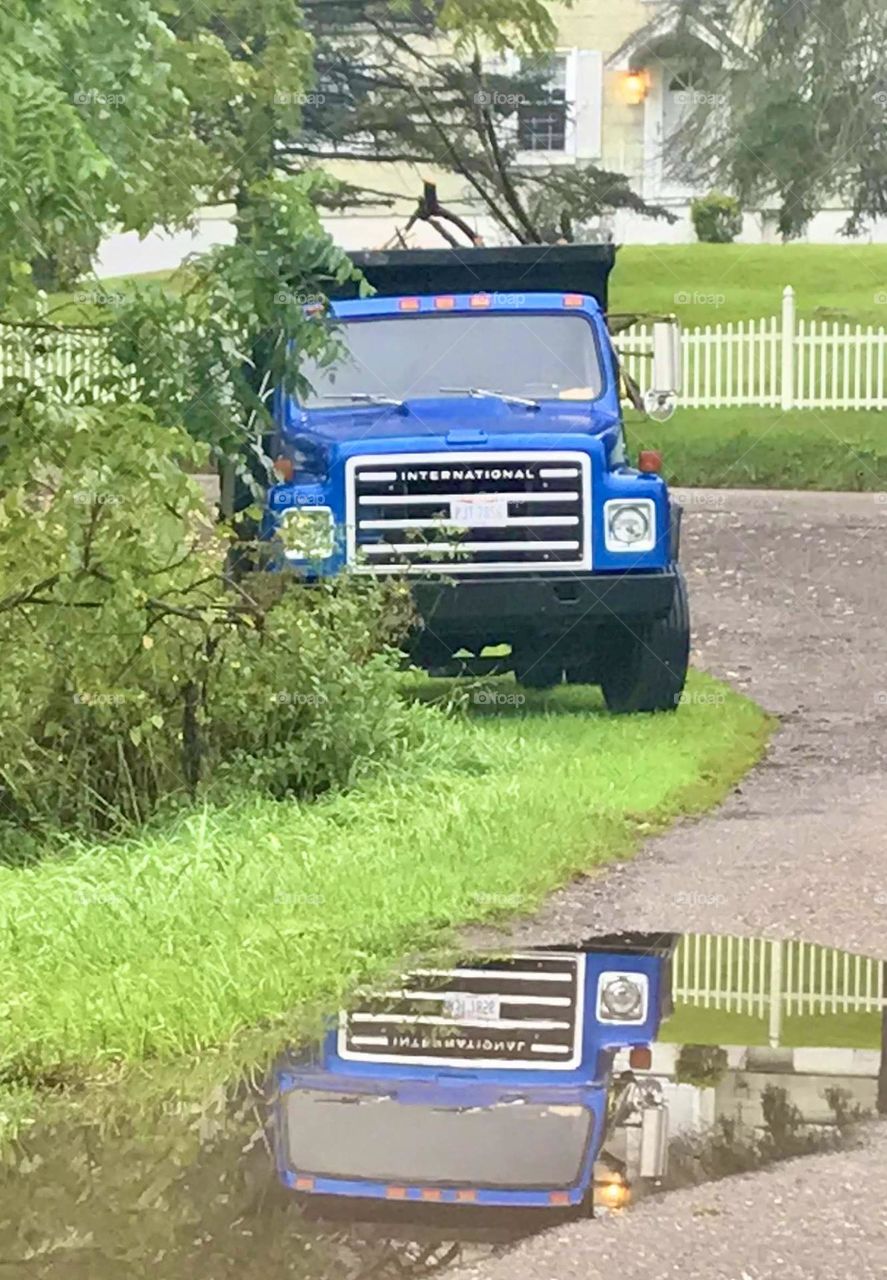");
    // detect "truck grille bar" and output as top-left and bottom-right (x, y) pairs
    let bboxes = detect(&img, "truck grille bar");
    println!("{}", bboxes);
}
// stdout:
(345, 451), (591, 574)
(338, 951), (585, 1070)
